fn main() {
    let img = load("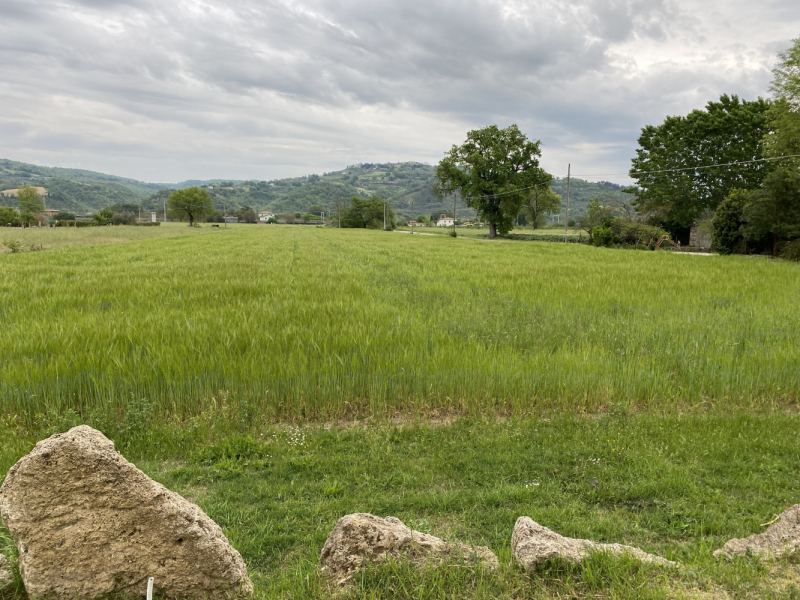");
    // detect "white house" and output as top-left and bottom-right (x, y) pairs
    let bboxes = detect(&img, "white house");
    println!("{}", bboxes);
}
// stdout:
(436, 216), (455, 227)
(258, 211), (275, 222)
